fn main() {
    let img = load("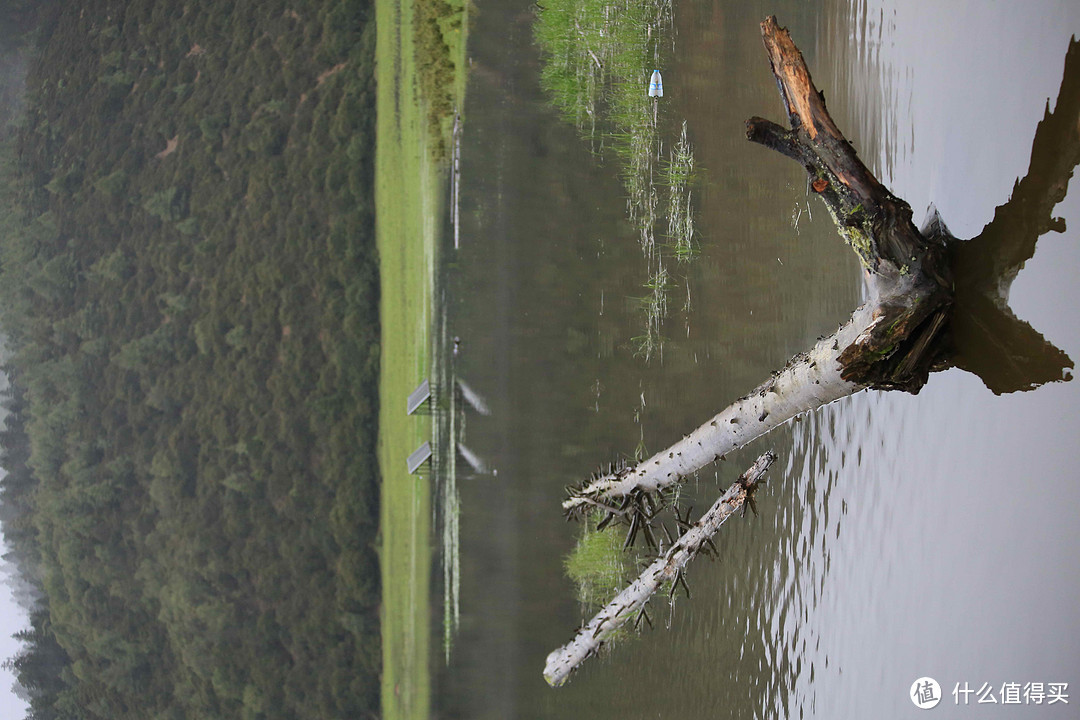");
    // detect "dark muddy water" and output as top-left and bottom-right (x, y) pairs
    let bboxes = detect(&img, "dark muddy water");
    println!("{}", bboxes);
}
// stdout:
(436, 0), (1080, 717)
